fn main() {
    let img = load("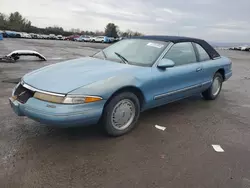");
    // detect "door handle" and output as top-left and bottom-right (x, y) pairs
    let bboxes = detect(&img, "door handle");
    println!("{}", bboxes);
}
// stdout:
(196, 67), (202, 72)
